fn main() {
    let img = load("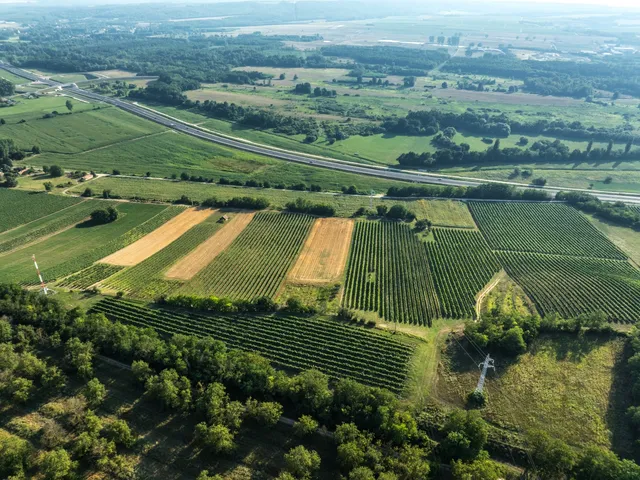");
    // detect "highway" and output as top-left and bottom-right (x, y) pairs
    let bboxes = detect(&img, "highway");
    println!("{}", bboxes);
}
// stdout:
(3, 62), (640, 204)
